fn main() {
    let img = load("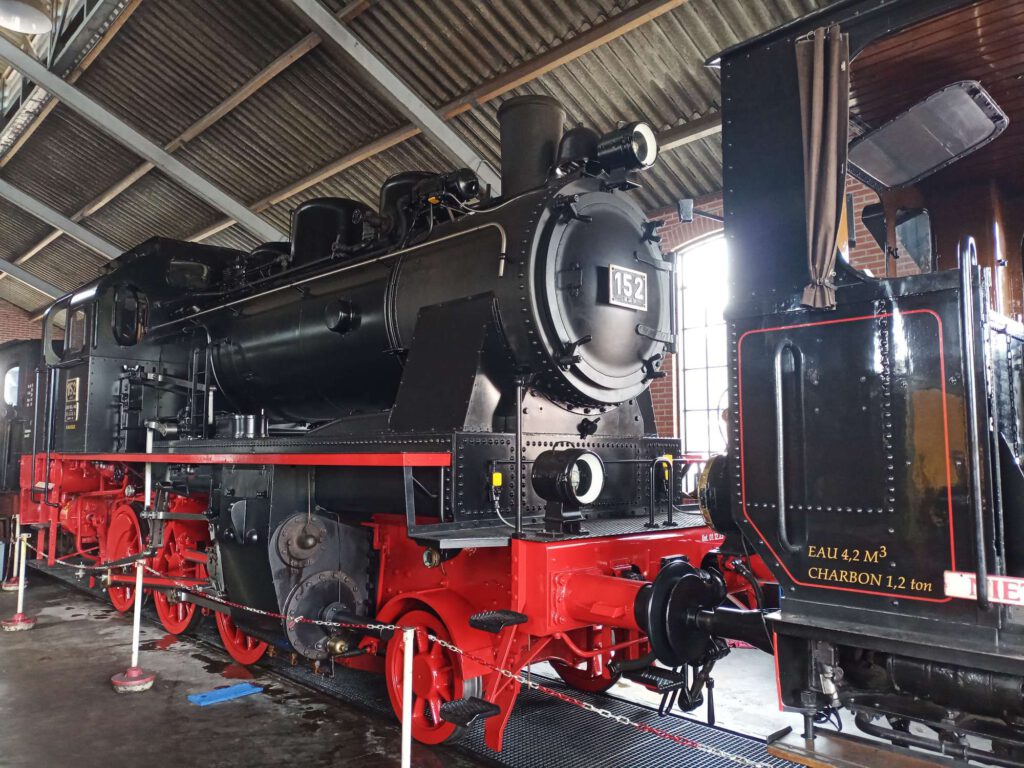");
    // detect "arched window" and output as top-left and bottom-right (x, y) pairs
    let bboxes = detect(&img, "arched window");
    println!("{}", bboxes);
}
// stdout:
(676, 234), (728, 454)
(3, 367), (18, 407)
